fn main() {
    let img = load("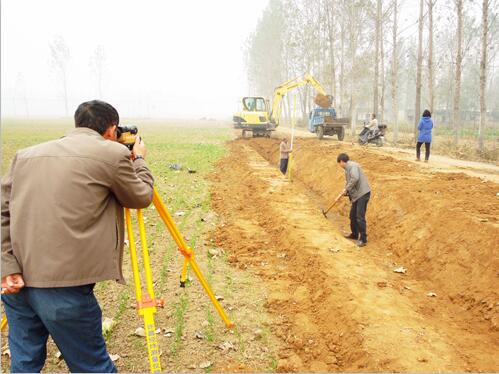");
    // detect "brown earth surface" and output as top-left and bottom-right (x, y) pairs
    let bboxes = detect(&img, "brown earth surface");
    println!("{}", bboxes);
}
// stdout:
(209, 137), (499, 372)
